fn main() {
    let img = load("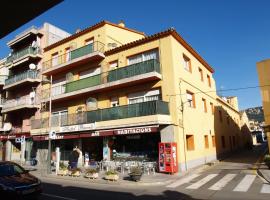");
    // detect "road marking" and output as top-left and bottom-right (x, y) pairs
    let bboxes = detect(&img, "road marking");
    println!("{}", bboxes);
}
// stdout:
(208, 174), (236, 191)
(261, 184), (270, 193)
(186, 174), (218, 189)
(42, 193), (77, 200)
(233, 175), (256, 192)
(166, 174), (200, 188)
